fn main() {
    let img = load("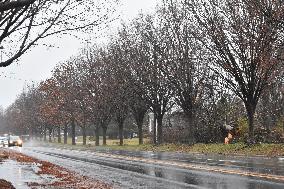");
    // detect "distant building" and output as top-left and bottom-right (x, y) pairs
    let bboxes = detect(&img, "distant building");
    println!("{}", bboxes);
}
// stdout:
(147, 109), (187, 133)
